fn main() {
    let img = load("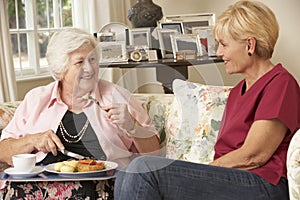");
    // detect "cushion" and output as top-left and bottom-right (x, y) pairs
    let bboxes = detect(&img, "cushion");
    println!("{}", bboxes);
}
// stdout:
(0, 101), (21, 131)
(165, 79), (232, 164)
(287, 129), (300, 200)
(133, 94), (174, 145)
